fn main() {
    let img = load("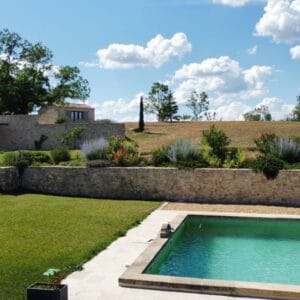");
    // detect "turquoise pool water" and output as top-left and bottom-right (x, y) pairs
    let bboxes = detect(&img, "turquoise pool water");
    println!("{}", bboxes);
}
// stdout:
(145, 215), (300, 285)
